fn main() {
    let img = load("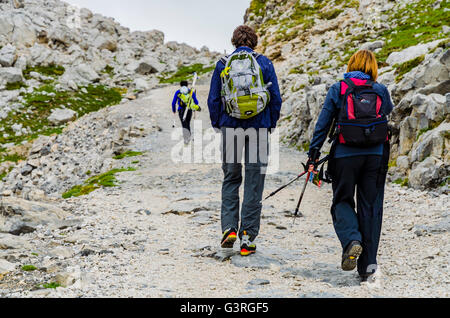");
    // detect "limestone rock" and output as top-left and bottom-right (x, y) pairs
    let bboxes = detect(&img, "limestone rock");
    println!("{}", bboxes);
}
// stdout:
(48, 108), (77, 125)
